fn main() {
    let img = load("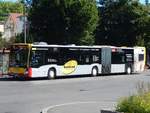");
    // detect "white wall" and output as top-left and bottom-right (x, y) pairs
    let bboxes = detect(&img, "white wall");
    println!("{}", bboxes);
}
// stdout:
(0, 24), (4, 33)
